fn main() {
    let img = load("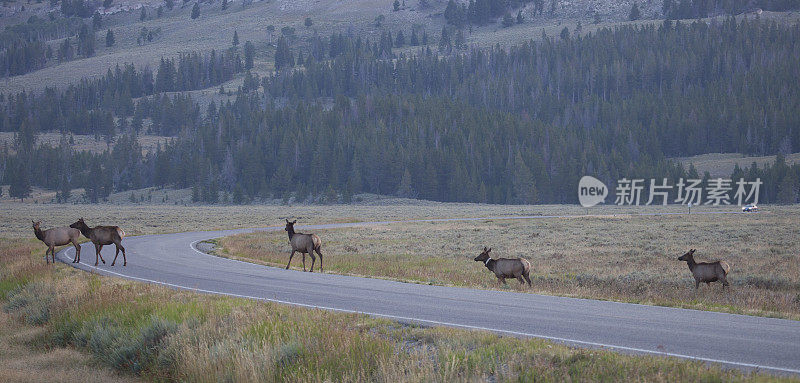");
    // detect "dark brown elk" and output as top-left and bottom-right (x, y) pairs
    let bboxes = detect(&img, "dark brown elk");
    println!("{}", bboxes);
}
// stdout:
(284, 219), (323, 272)
(677, 249), (730, 290)
(70, 218), (127, 266)
(474, 247), (532, 287)
(32, 221), (82, 264)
